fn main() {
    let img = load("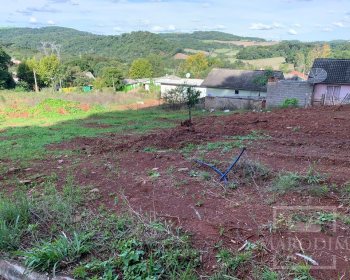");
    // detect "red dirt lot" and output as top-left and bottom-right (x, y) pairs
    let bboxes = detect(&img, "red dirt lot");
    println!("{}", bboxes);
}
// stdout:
(5, 105), (350, 278)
